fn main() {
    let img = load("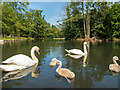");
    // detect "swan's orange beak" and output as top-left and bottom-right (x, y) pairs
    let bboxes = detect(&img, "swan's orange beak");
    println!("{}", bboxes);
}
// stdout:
(38, 49), (40, 55)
